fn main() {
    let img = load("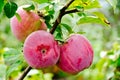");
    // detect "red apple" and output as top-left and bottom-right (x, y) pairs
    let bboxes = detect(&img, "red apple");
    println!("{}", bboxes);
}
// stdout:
(10, 5), (47, 42)
(23, 30), (60, 69)
(57, 34), (94, 74)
